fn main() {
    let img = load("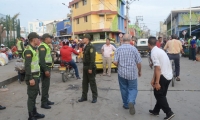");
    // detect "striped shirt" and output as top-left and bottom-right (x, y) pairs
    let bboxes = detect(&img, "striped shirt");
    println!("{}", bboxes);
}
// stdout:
(114, 44), (142, 80)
